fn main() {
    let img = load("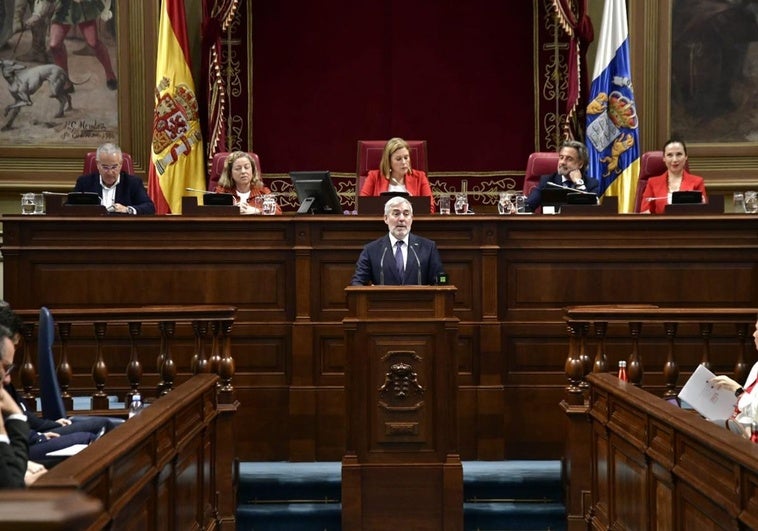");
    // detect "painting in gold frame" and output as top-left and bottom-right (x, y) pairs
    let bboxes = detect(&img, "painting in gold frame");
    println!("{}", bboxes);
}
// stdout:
(0, 0), (157, 189)
(630, 0), (758, 187)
